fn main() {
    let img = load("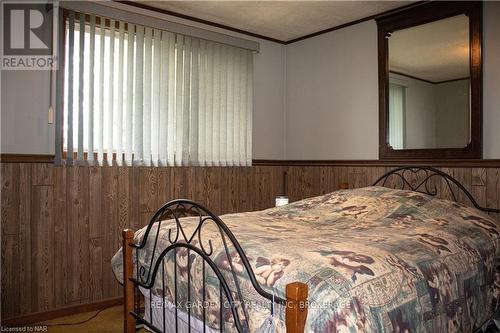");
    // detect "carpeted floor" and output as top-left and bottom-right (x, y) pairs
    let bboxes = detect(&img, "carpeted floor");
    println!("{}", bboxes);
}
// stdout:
(37, 305), (148, 333)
